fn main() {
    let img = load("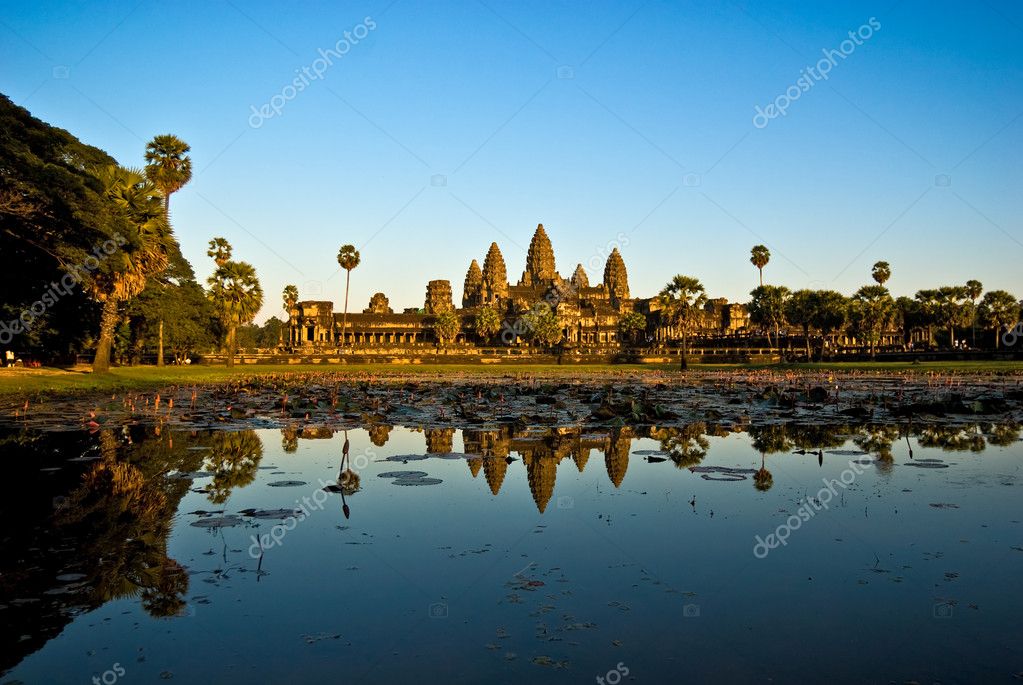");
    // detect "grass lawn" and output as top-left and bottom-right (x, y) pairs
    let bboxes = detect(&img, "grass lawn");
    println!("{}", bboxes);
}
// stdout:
(1, 360), (1022, 398)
